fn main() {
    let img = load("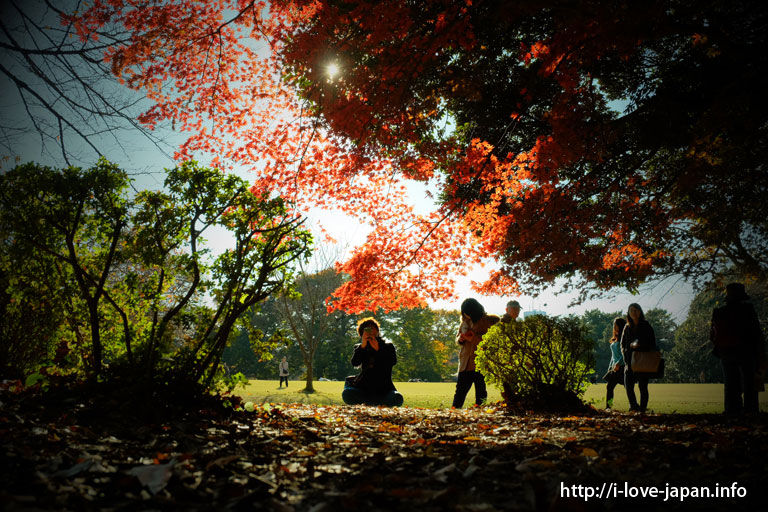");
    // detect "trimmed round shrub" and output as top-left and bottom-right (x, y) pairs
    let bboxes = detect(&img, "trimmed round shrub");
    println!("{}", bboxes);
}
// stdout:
(476, 315), (595, 410)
